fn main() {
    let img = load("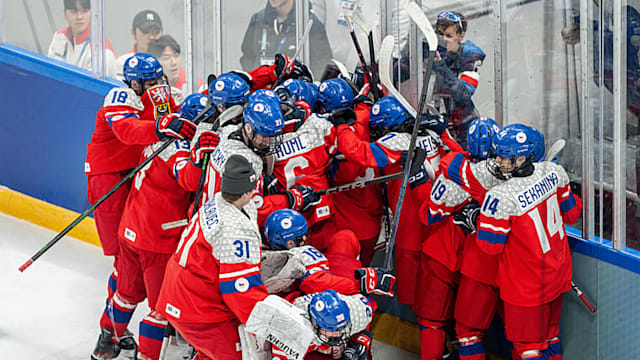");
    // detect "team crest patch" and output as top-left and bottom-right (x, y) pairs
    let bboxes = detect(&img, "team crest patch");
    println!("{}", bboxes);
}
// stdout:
(281, 218), (292, 229)
(128, 57), (138, 67)
(235, 278), (250, 292)
(319, 83), (327, 91)
(215, 80), (225, 91)
(315, 301), (325, 311)
(516, 132), (527, 143)
(253, 195), (264, 208)
(468, 124), (476, 134)
(199, 96), (208, 106)
(372, 104), (380, 115)
(254, 103), (264, 112)
(284, 79), (293, 85)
